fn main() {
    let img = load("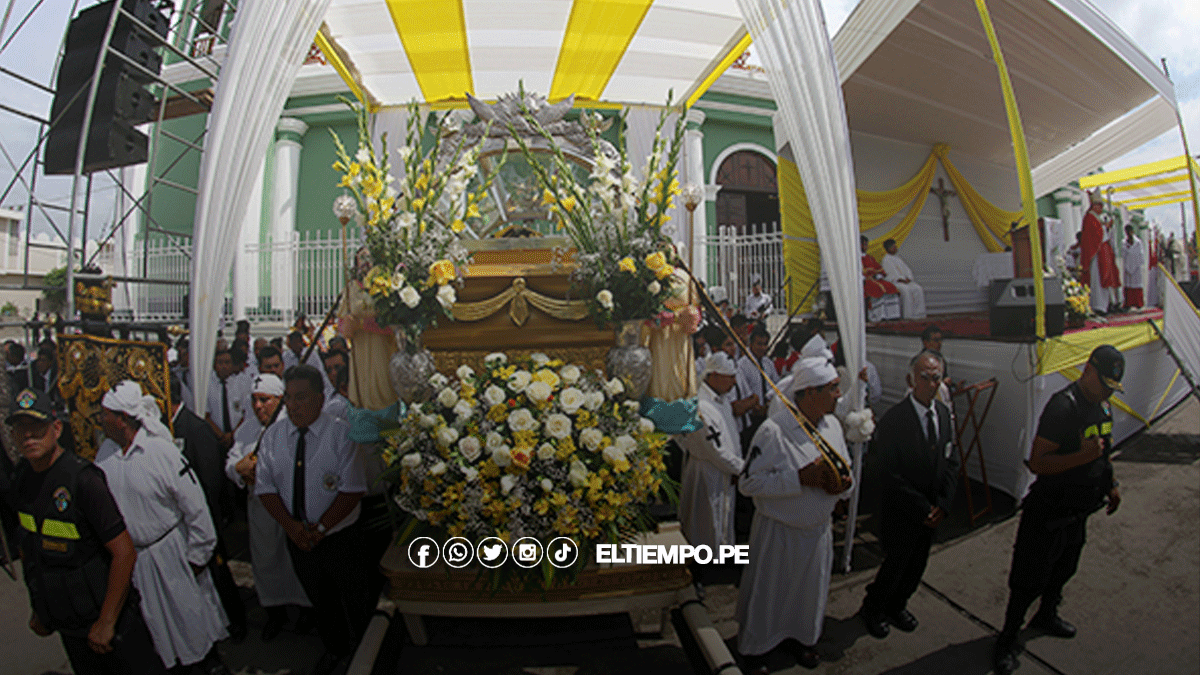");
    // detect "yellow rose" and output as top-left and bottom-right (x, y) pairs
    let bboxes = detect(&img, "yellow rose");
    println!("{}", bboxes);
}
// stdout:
(618, 257), (636, 273)
(644, 251), (667, 272)
(429, 260), (456, 286)
(655, 264), (675, 280)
